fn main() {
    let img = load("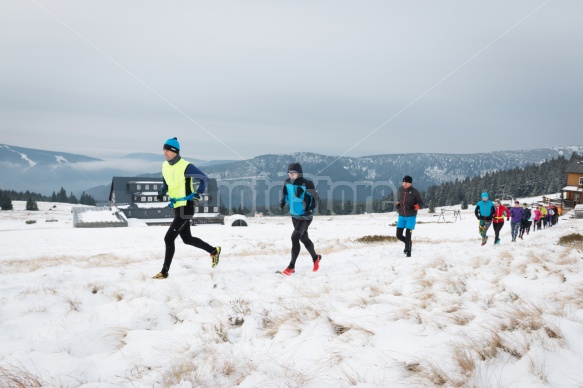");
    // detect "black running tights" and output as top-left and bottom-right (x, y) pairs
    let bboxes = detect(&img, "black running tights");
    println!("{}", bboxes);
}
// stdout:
(396, 227), (412, 252)
(288, 218), (317, 268)
(162, 209), (214, 274)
